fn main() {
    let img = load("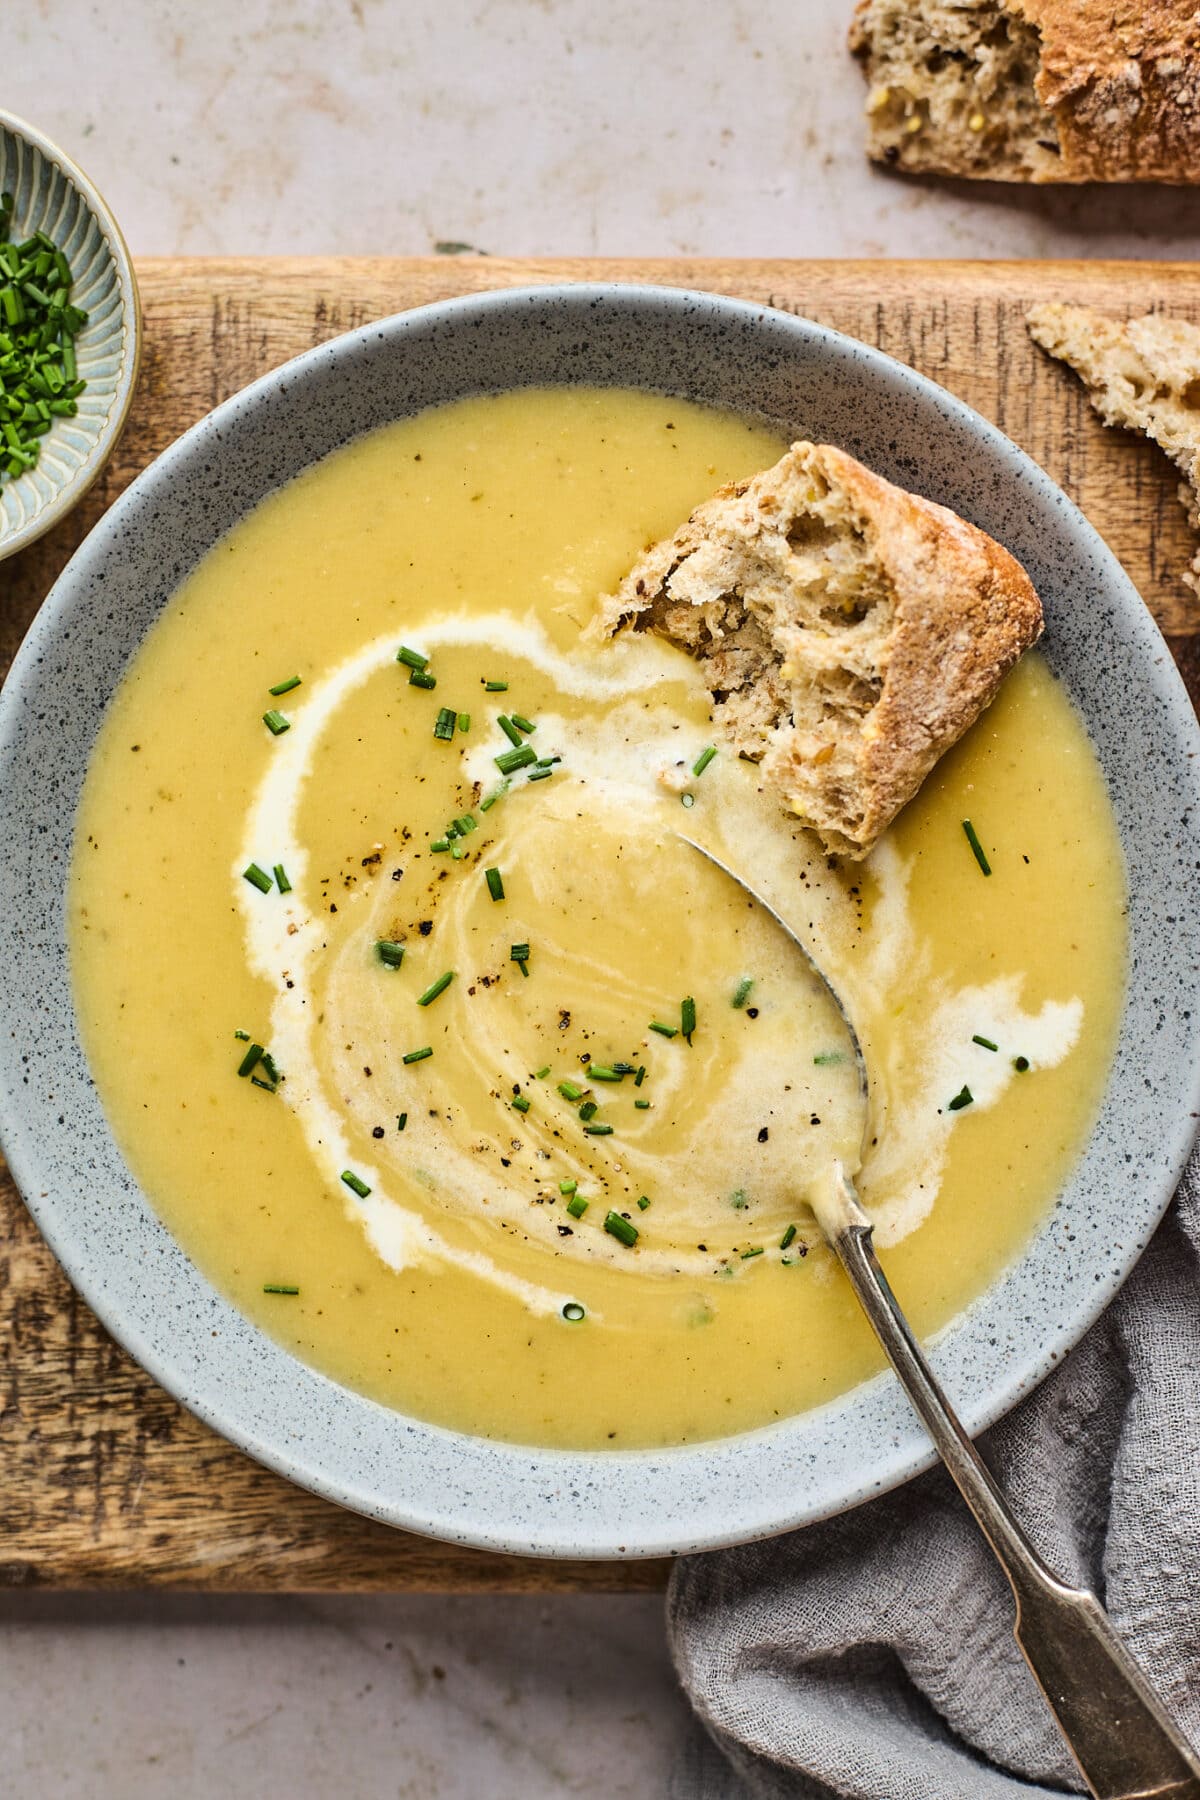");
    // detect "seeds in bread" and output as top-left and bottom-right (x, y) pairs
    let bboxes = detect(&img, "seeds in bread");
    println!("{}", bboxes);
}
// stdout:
(851, 0), (1200, 185)
(1027, 301), (1200, 596)
(594, 442), (1043, 858)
